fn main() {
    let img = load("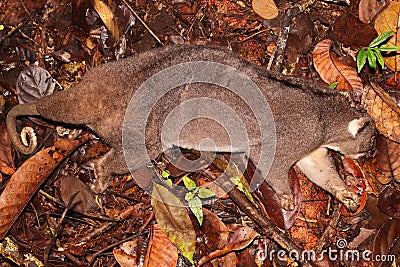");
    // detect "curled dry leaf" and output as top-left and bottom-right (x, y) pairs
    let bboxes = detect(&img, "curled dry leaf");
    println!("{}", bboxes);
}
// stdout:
(374, 1), (400, 71)
(375, 135), (400, 184)
(0, 139), (80, 239)
(340, 158), (368, 217)
(358, 0), (388, 24)
(244, 159), (301, 229)
(252, 0), (279, 20)
(312, 39), (363, 91)
(362, 83), (400, 142)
